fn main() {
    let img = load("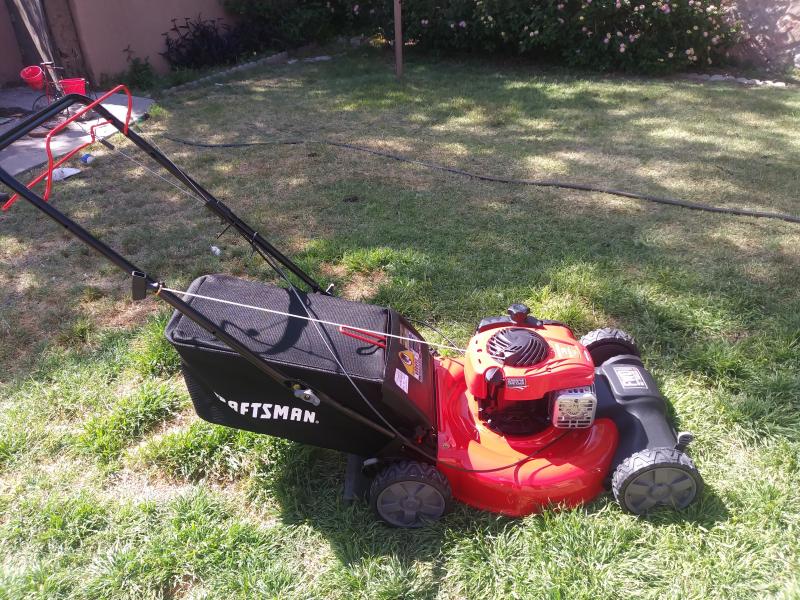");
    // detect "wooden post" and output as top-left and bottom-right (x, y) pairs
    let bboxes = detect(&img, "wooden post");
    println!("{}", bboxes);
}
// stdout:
(394, 0), (403, 79)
